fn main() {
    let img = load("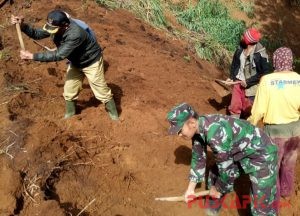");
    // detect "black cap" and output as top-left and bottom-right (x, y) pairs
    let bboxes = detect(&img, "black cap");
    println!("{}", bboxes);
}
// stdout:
(43, 10), (70, 34)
